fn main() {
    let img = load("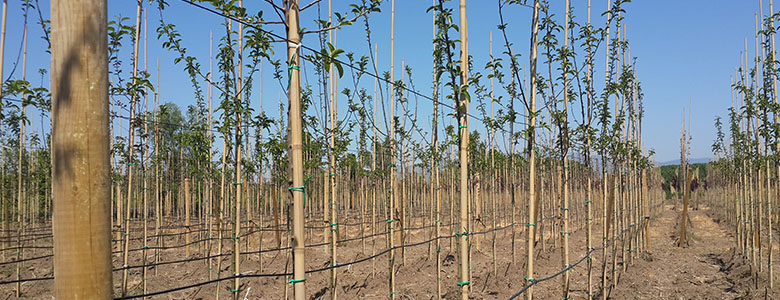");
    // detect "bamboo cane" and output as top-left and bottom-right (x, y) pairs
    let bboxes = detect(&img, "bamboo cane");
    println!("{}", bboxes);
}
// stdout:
(561, 1), (571, 297)
(389, 0), (397, 297)
(121, 2), (142, 295)
(141, 12), (149, 294)
(285, 2), (306, 298)
(526, 1), (540, 299)
(457, 0), (470, 298)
